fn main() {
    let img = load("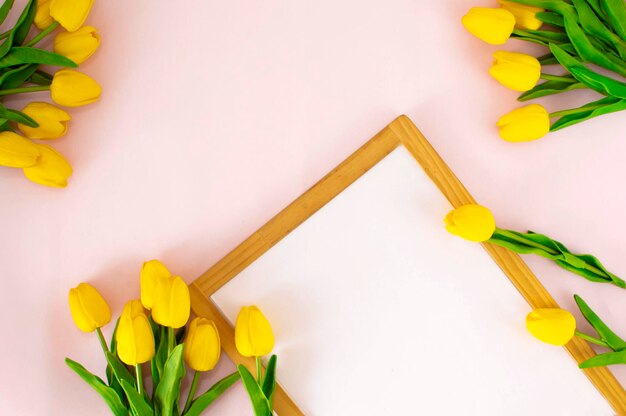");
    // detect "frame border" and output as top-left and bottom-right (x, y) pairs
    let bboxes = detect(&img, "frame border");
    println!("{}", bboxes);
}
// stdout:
(190, 115), (626, 415)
